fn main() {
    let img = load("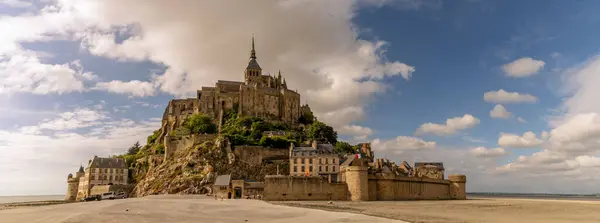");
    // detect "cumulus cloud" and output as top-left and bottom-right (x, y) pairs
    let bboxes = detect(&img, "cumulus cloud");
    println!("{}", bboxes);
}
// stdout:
(490, 104), (513, 119)
(371, 136), (436, 153)
(499, 55), (600, 176)
(0, 54), (93, 95)
(517, 117), (527, 123)
(53, 0), (415, 128)
(415, 114), (480, 136)
(470, 147), (506, 158)
(502, 57), (545, 77)
(0, 0), (33, 8)
(0, 106), (160, 195)
(94, 80), (157, 98)
(337, 125), (373, 141)
(483, 89), (538, 104)
(498, 131), (543, 148)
